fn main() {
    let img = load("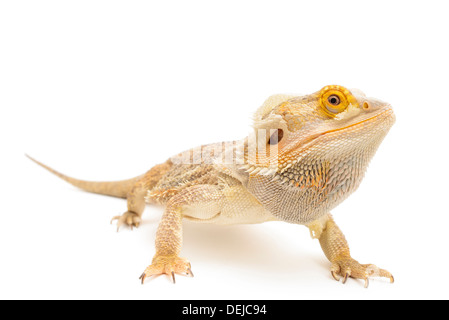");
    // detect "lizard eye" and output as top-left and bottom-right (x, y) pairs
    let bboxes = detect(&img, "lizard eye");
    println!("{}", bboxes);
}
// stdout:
(319, 86), (352, 116)
(268, 129), (283, 145)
